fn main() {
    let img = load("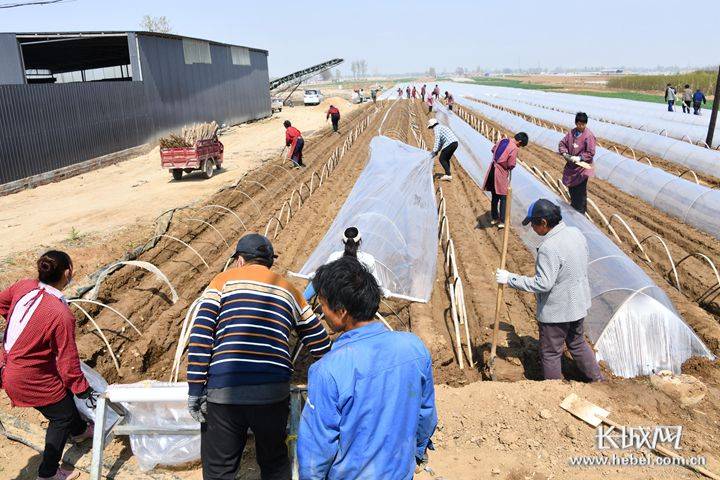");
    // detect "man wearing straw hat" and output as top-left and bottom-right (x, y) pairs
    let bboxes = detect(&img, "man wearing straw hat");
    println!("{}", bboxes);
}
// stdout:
(495, 199), (603, 382)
